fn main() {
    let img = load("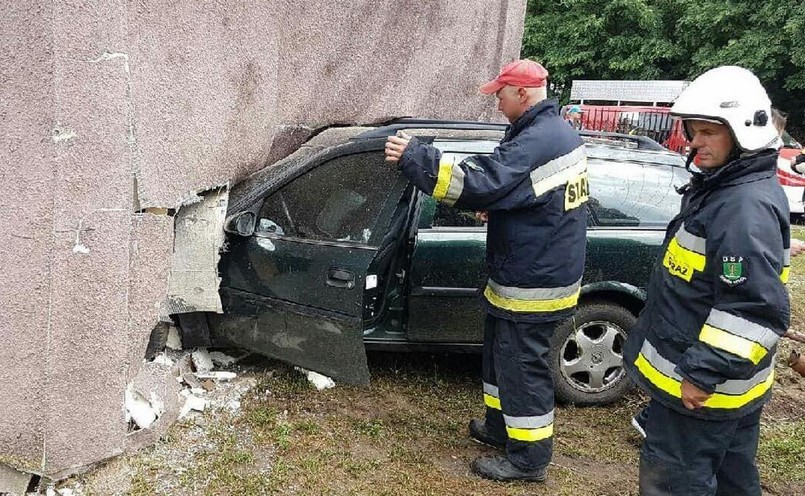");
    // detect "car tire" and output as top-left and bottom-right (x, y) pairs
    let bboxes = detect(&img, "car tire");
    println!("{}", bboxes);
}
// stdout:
(549, 302), (635, 406)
